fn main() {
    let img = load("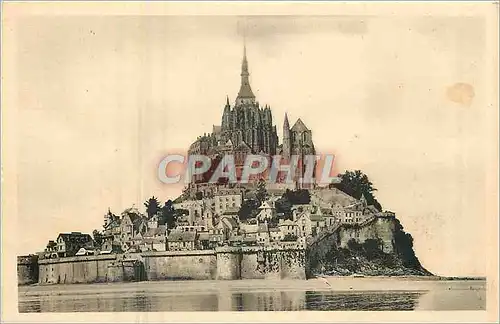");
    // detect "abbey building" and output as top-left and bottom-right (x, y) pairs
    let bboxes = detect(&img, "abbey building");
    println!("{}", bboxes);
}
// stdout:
(188, 45), (316, 184)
